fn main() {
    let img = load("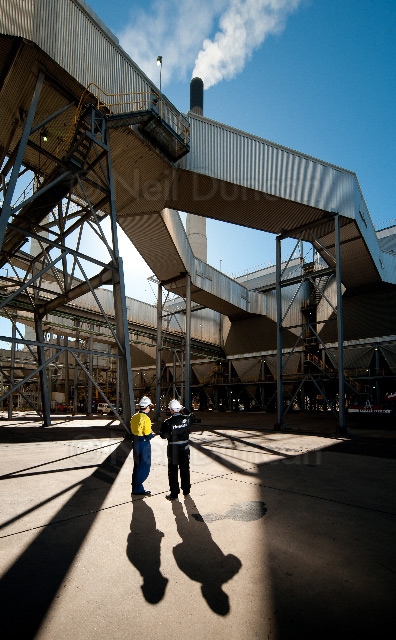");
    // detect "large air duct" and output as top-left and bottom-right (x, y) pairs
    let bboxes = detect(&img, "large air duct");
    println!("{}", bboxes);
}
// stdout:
(187, 77), (207, 262)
